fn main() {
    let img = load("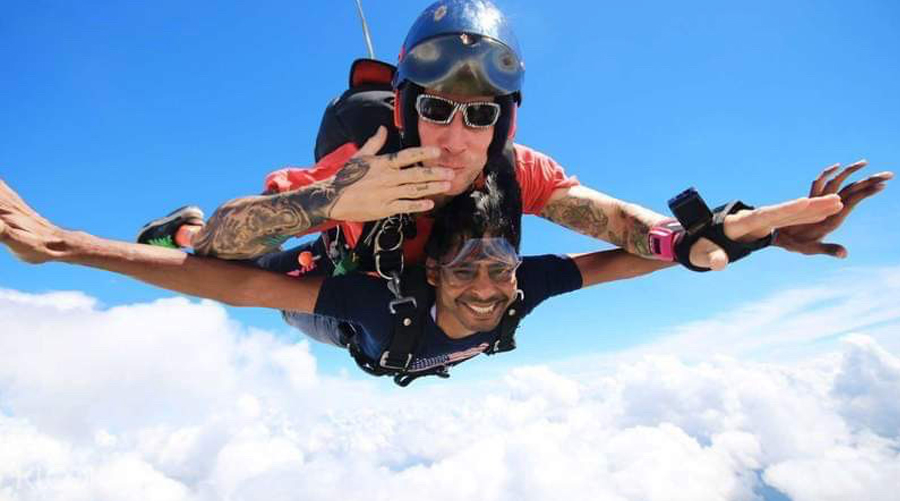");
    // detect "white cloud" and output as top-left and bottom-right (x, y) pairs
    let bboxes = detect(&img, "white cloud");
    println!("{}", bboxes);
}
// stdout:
(832, 335), (900, 439)
(563, 265), (900, 368)
(0, 284), (898, 501)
